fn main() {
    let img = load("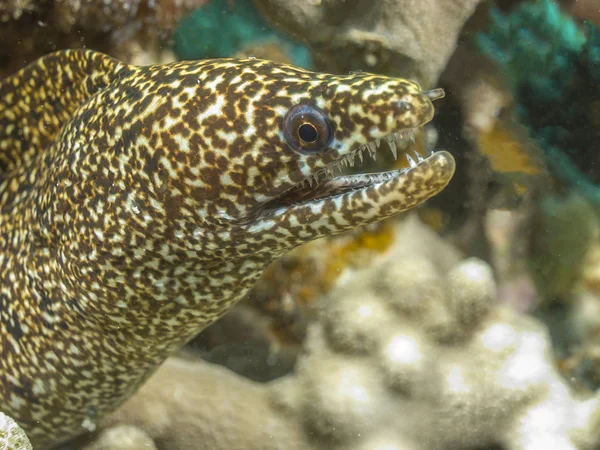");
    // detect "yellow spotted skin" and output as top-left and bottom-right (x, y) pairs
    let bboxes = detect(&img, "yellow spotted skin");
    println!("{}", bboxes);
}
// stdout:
(0, 50), (455, 448)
